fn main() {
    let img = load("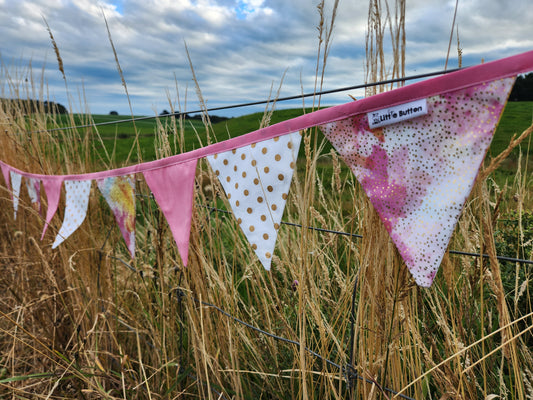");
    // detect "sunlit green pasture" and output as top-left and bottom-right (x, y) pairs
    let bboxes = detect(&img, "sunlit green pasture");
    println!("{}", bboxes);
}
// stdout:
(65, 102), (532, 176)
